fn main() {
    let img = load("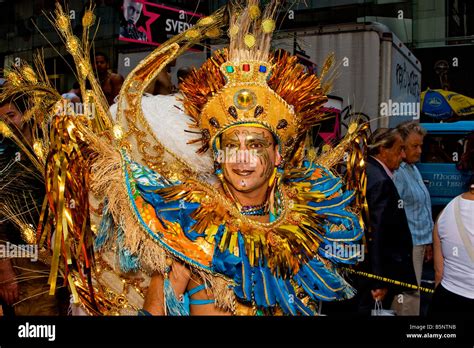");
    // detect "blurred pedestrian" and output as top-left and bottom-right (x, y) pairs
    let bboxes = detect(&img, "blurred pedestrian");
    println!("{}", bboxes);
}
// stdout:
(177, 67), (192, 89)
(354, 127), (417, 315)
(61, 81), (81, 104)
(430, 136), (474, 315)
(393, 121), (433, 315)
(0, 93), (66, 315)
(94, 52), (124, 105)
